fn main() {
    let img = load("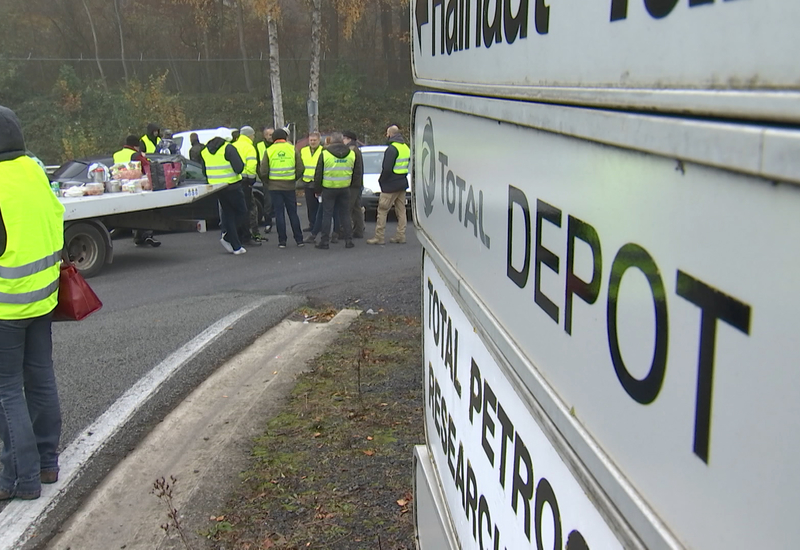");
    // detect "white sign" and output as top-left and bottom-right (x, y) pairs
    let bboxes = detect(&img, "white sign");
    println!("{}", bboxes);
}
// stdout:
(412, 0), (800, 118)
(413, 95), (800, 549)
(423, 253), (624, 550)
